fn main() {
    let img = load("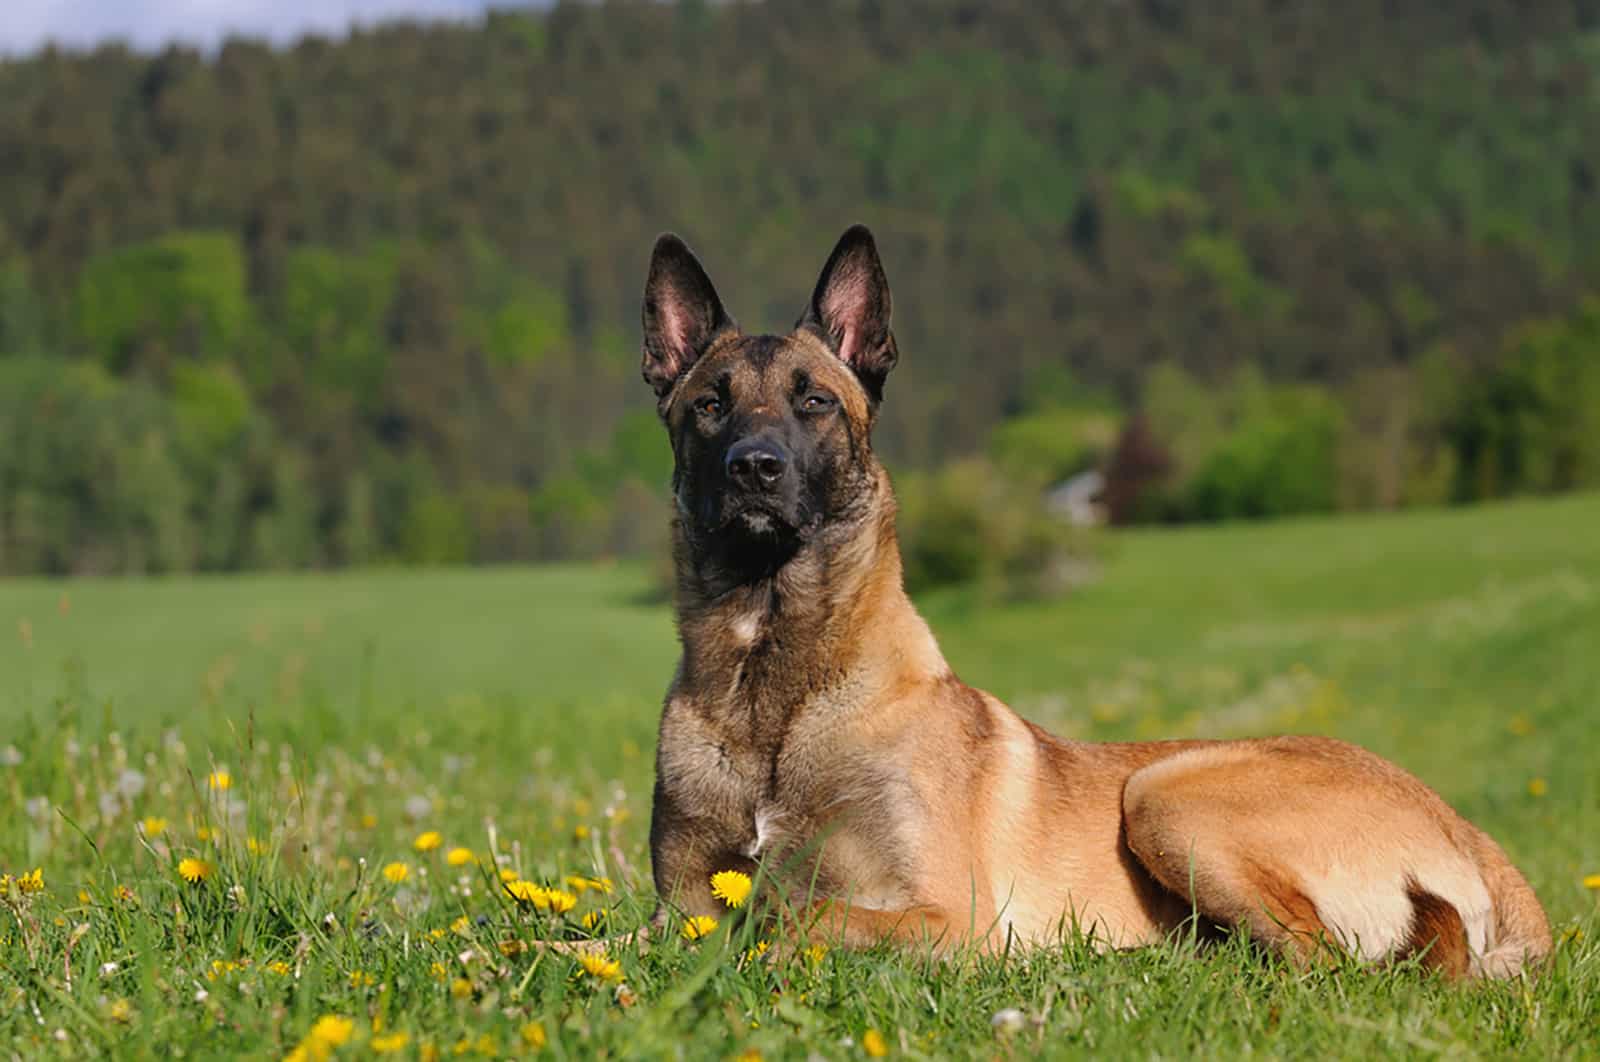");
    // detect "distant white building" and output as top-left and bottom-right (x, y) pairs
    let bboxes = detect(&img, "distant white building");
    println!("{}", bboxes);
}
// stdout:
(1045, 469), (1107, 527)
